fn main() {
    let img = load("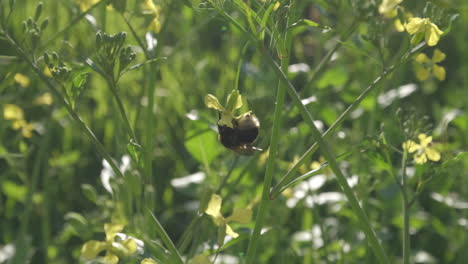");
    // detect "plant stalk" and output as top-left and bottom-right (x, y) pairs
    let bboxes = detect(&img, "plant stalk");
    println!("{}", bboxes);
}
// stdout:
(402, 152), (410, 264)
